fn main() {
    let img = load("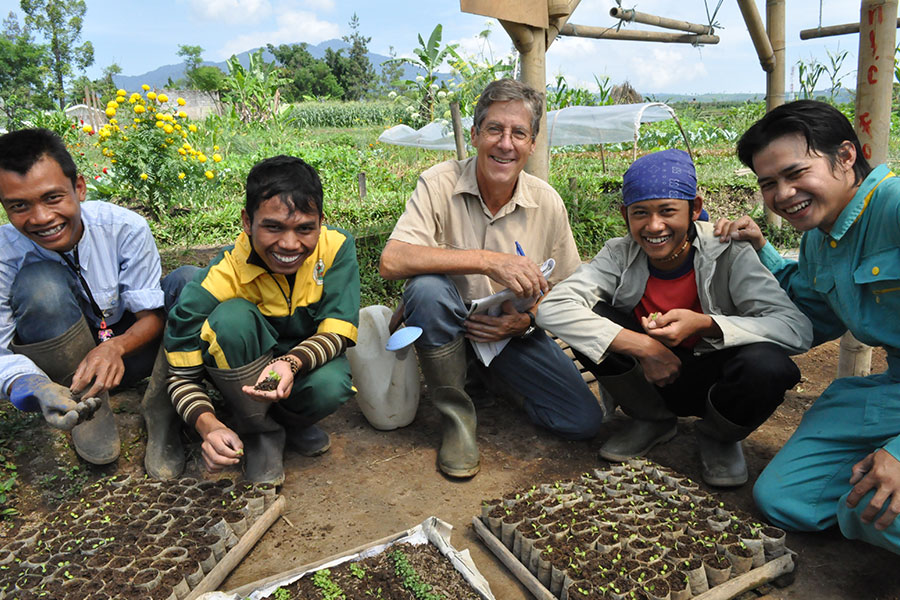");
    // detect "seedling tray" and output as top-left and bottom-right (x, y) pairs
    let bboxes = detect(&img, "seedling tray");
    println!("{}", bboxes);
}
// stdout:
(474, 458), (795, 600)
(210, 516), (496, 600)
